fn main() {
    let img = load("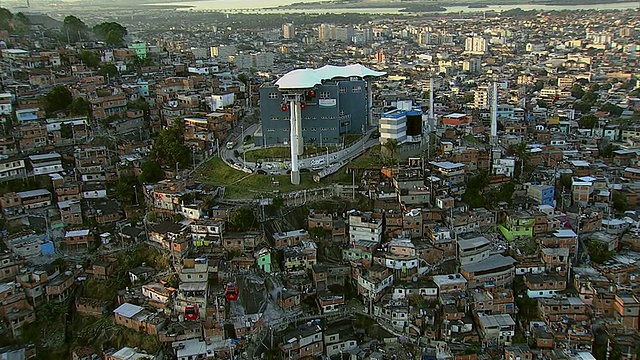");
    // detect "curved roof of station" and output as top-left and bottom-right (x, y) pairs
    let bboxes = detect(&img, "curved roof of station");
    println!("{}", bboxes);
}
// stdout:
(275, 64), (386, 90)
